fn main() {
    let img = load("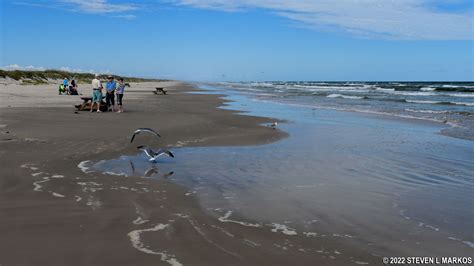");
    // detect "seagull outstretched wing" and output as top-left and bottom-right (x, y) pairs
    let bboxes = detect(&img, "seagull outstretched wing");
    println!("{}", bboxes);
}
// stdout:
(130, 128), (161, 143)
